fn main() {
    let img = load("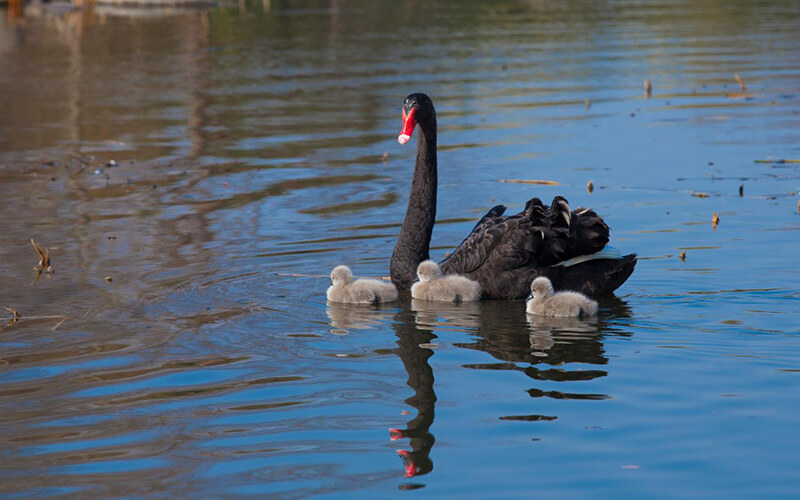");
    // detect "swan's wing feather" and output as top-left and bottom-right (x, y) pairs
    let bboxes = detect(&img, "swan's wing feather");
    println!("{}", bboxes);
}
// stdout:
(440, 220), (508, 274)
